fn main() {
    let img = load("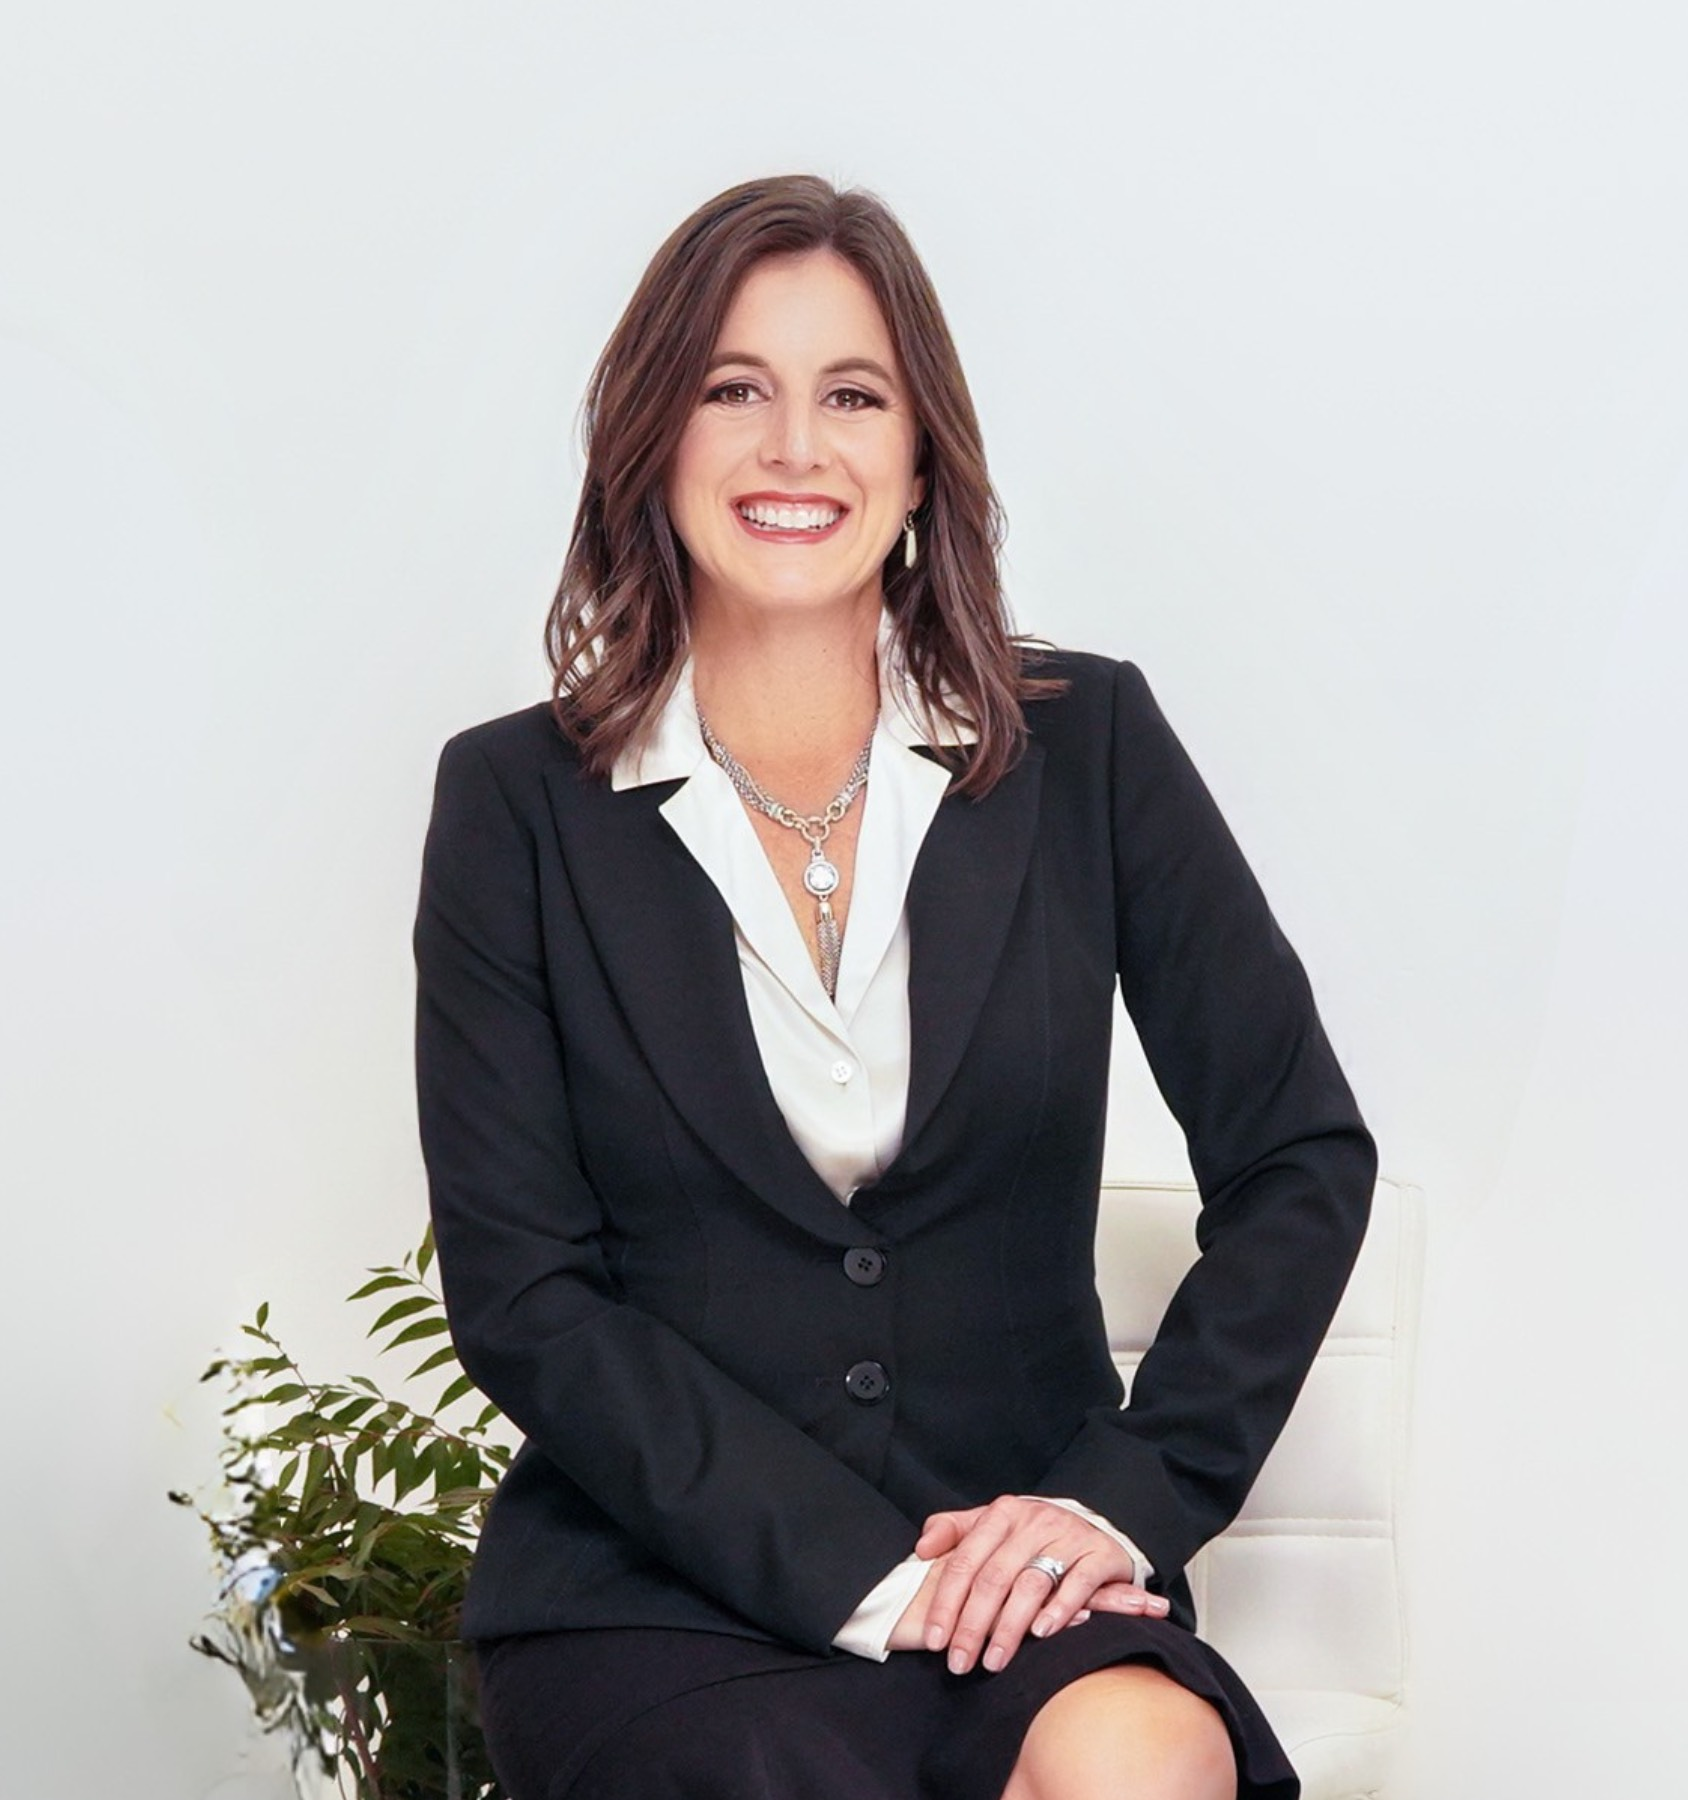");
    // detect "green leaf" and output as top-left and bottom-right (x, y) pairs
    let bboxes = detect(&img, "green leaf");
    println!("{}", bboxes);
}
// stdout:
(386, 1317), (450, 1348)
(327, 1396), (380, 1429)
(345, 1272), (412, 1302)
(266, 1418), (328, 1448)
(417, 1223), (436, 1278)
(433, 1484), (497, 1509)
(256, 1383), (308, 1406)
(368, 1294), (434, 1335)
(349, 1499), (389, 1545)
(255, 1301), (270, 1330)
(435, 1372), (477, 1412)
(339, 1436), (365, 1488)
(473, 1401), (503, 1431)
(413, 1440), (443, 1494)
(345, 1416), (389, 1454)
(408, 1344), (457, 1380)
(299, 1445), (331, 1512)
(340, 1614), (420, 1641)
(389, 1437), (420, 1502)
(276, 1454), (301, 1492)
